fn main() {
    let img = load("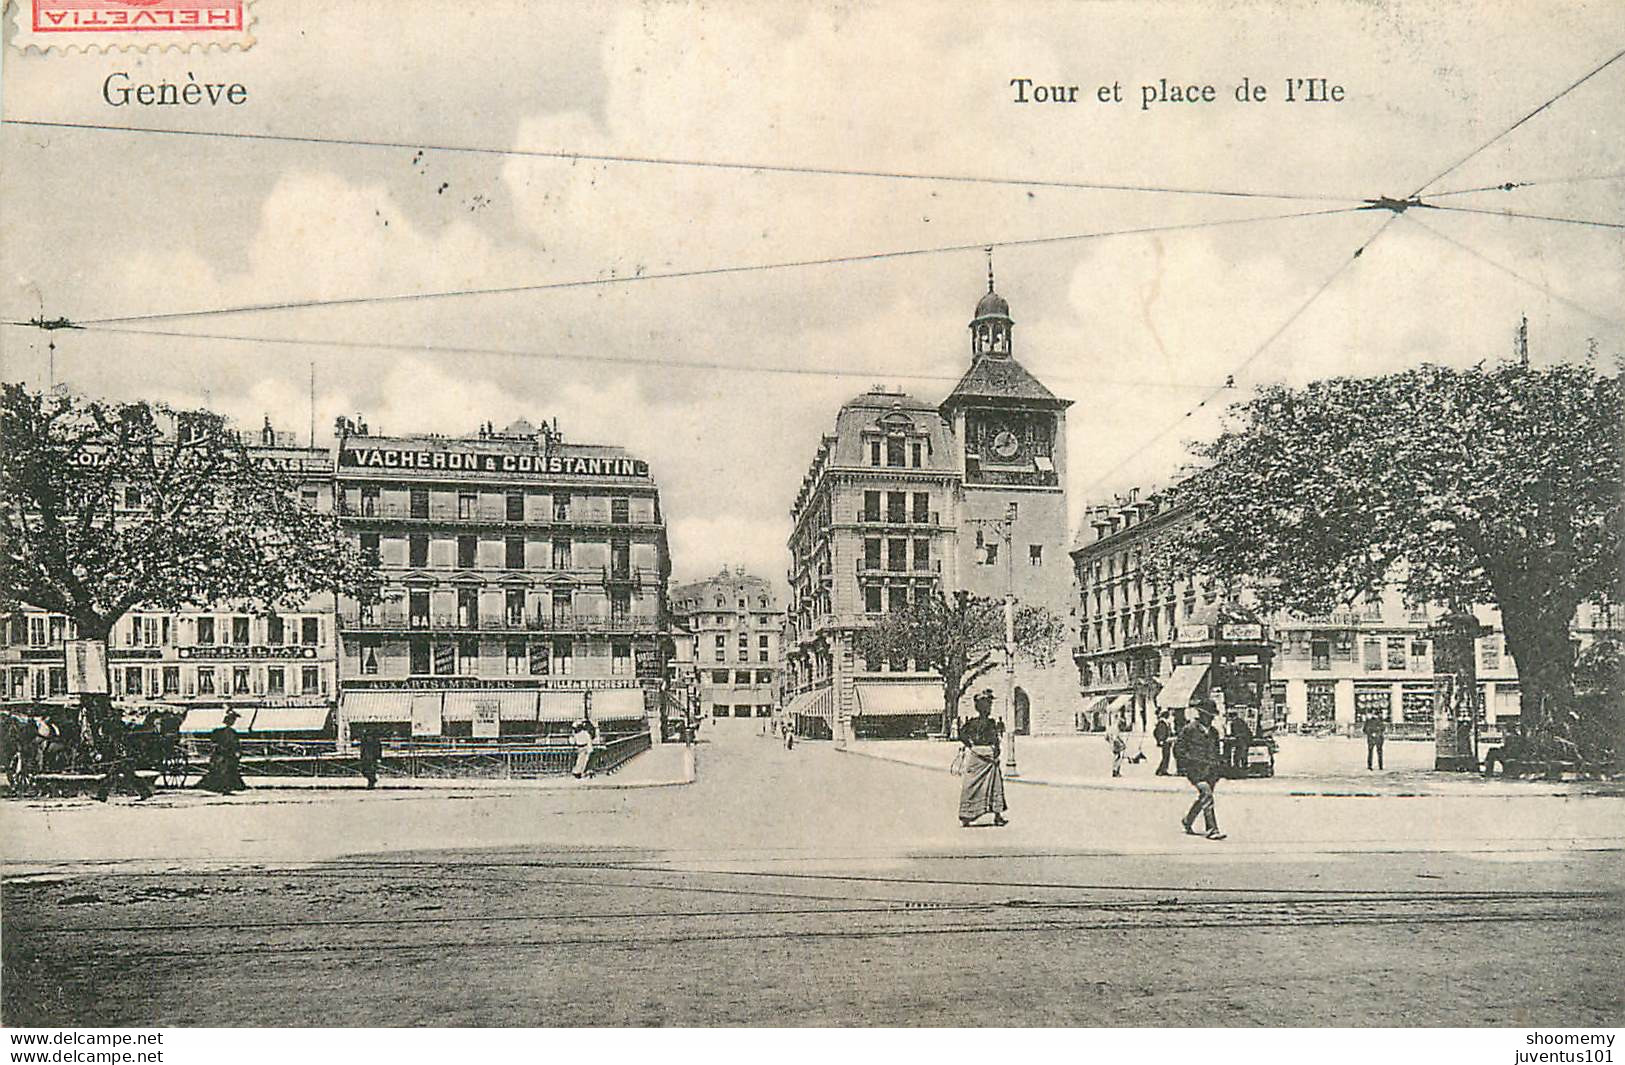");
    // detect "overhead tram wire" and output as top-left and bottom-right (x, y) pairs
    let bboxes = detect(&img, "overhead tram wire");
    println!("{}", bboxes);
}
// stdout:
(1074, 212), (1401, 499)
(1407, 45), (1625, 198)
(1425, 204), (1625, 231)
(1403, 214), (1625, 329)
(56, 204), (1361, 327)
(28, 321), (1239, 392)
(3, 117), (1368, 206)
(1426, 171), (1625, 199)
